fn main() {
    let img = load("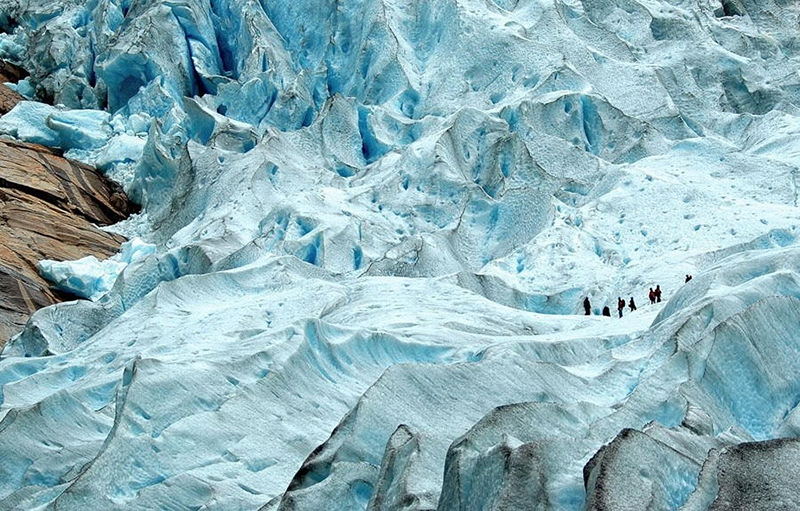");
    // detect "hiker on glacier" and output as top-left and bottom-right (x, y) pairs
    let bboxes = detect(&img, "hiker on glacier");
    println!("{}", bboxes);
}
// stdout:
(649, 287), (656, 304)
(685, 274), (693, 283)
(629, 297), (637, 311)
(583, 297), (592, 315)
(655, 285), (662, 302)
(617, 297), (625, 318)
(602, 306), (611, 317)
